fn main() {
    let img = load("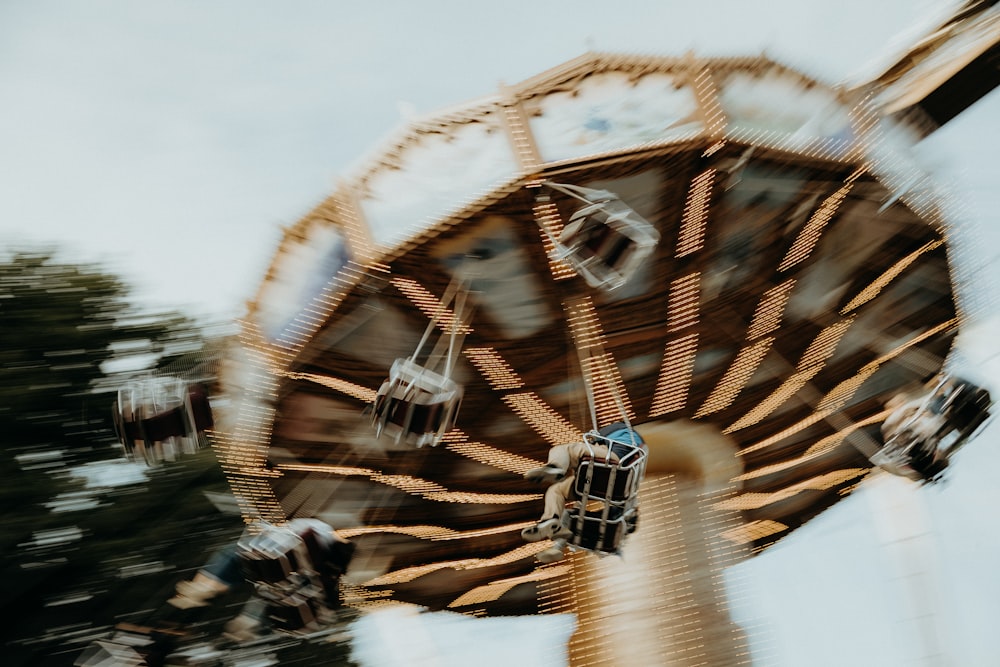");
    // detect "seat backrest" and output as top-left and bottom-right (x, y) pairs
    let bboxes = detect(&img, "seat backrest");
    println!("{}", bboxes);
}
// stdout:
(573, 426), (646, 502)
(574, 459), (637, 502)
(567, 510), (625, 553)
(553, 191), (659, 291)
(237, 527), (304, 584)
(371, 358), (463, 447)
